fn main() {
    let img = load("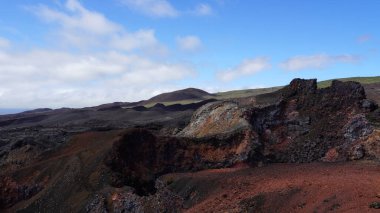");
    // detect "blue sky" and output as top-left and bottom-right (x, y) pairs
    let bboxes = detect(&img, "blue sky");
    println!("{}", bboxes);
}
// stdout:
(0, 0), (379, 108)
